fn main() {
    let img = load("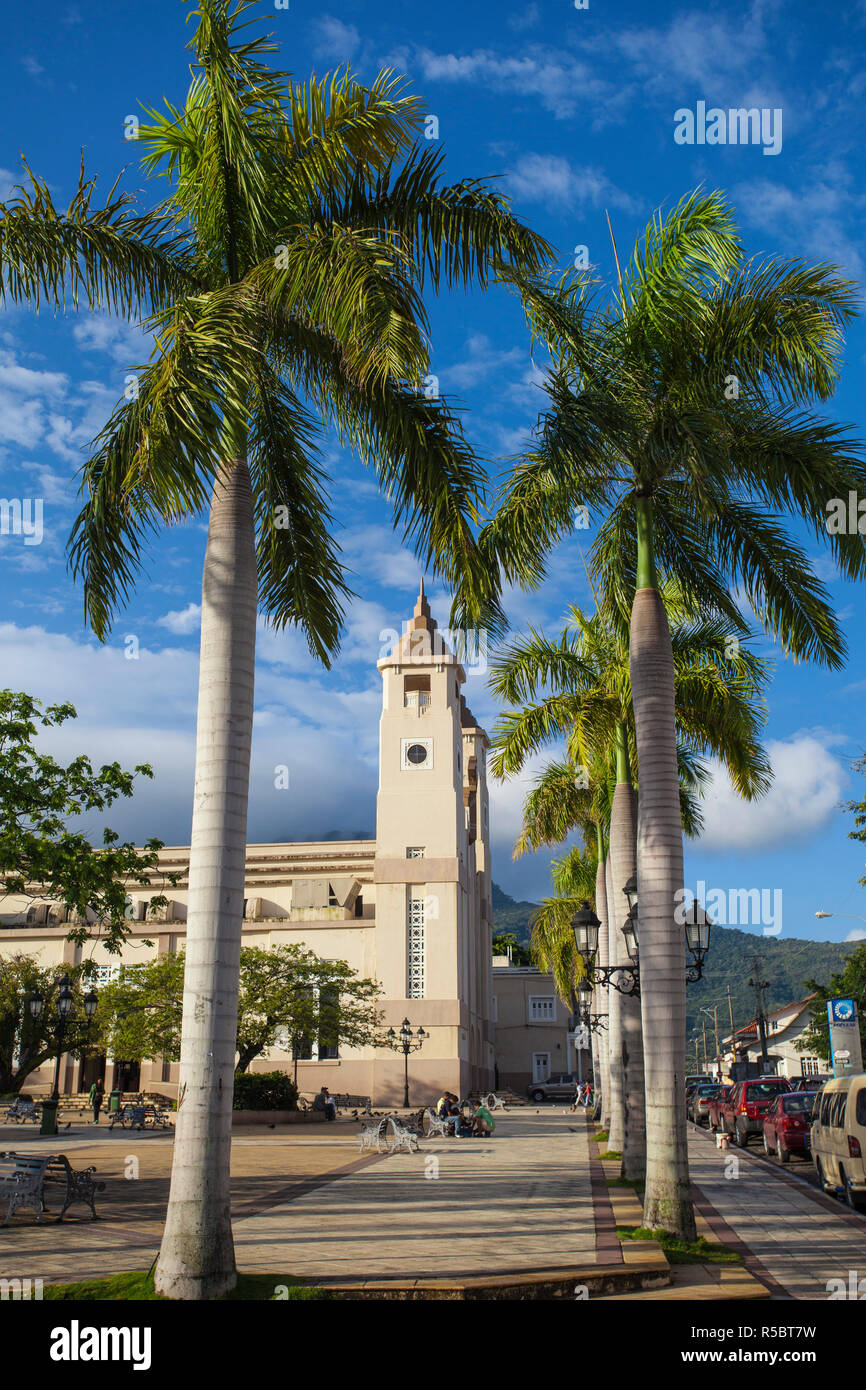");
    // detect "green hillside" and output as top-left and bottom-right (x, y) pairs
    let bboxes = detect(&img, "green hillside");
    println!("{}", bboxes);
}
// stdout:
(491, 881), (857, 1038)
